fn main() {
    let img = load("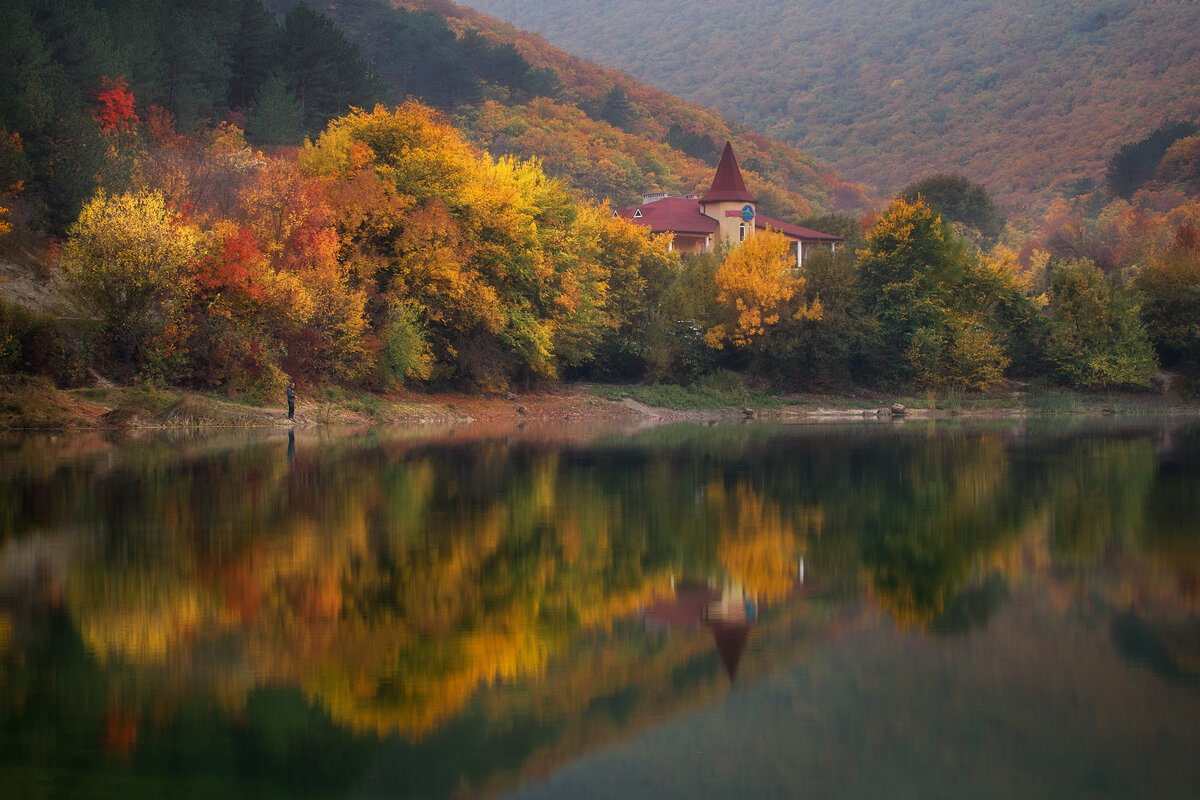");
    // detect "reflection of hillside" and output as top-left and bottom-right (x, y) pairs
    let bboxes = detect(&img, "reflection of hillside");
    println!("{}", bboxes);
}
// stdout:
(3, 420), (1200, 797)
